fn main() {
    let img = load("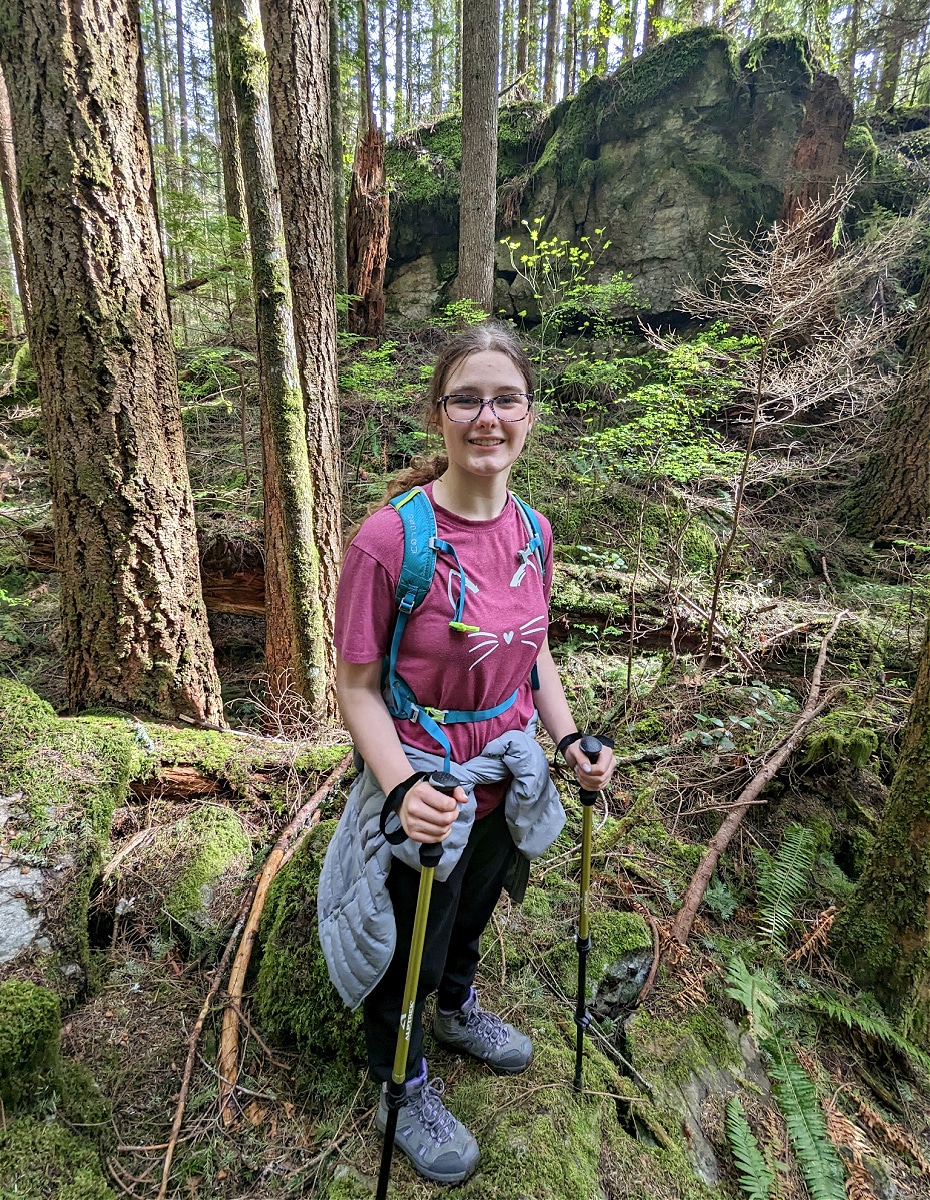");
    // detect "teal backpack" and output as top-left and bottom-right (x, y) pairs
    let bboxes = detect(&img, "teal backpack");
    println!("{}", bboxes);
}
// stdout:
(382, 486), (547, 770)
